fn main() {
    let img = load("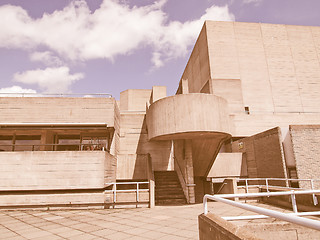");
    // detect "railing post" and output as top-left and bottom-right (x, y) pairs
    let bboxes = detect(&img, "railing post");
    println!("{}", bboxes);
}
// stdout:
(245, 179), (249, 194)
(311, 180), (318, 205)
(266, 179), (269, 193)
(203, 195), (208, 215)
(113, 183), (117, 205)
(136, 183), (139, 208)
(149, 179), (155, 208)
(291, 191), (298, 213)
